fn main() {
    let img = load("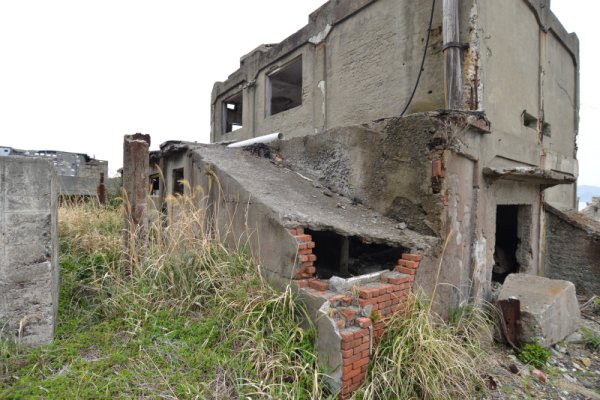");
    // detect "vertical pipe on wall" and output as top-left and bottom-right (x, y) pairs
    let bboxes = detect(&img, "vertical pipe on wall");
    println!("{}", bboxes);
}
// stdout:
(443, 0), (463, 109)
